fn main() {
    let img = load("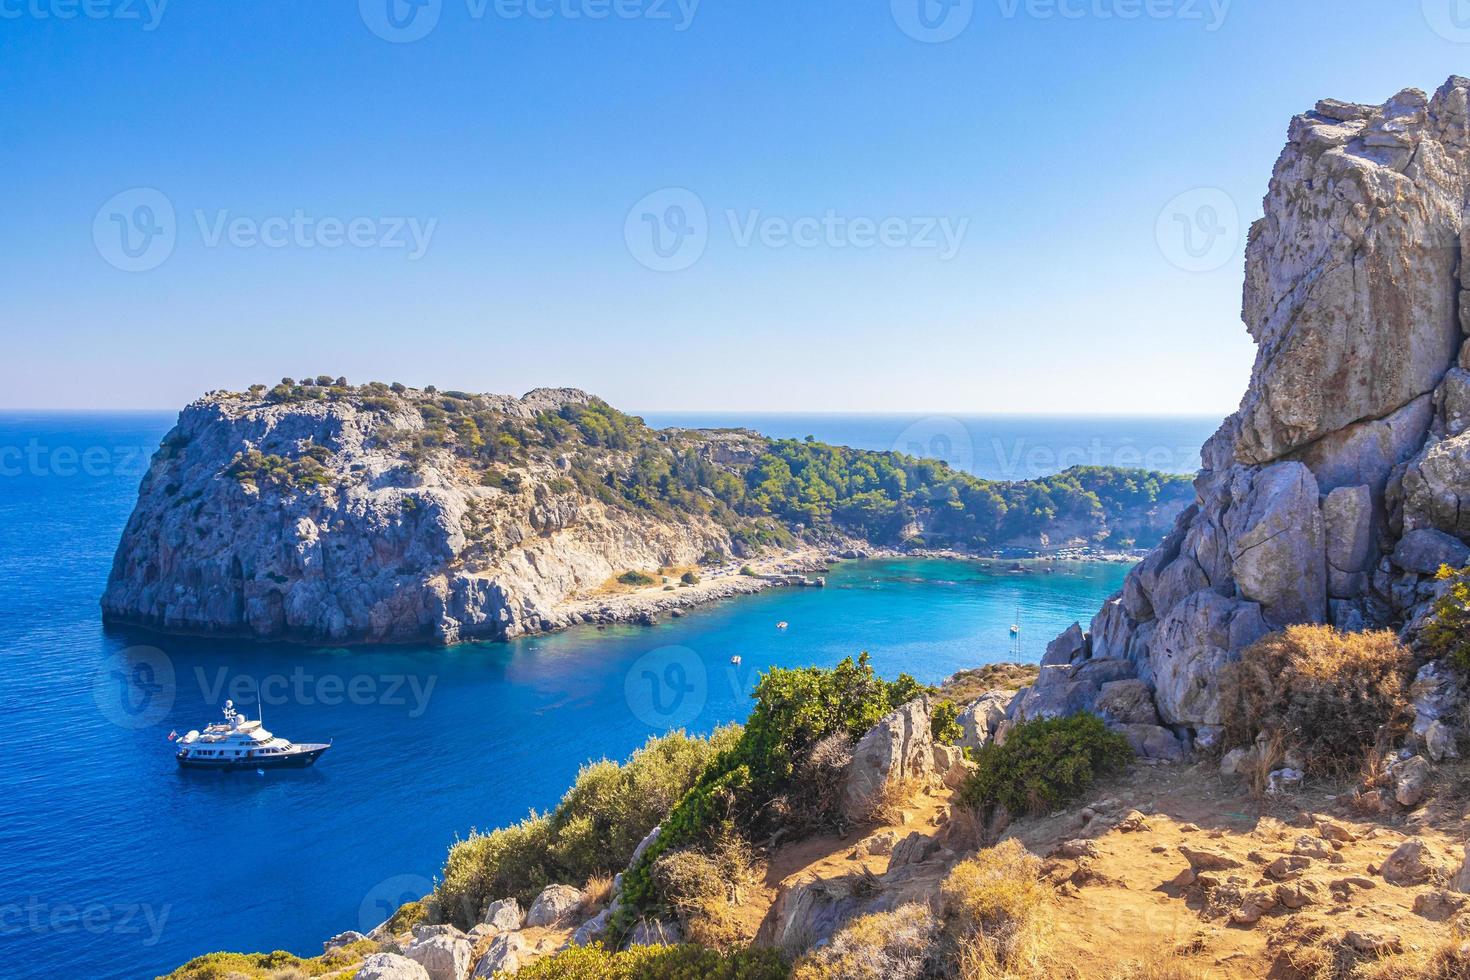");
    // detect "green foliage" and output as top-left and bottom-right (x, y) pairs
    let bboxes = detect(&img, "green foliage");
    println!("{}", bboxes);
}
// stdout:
(223, 444), (334, 491)
(680, 571), (700, 585)
(618, 571), (656, 587)
(386, 900), (428, 934)
(161, 940), (379, 979)
(437, 728), (740, 928)
(1426, 564), (1470, 672)
(508, 944), (789, 980)
(618, 655), (919, 932)
(931, 699), (962, 745)
(956, 714), (1132, 820)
